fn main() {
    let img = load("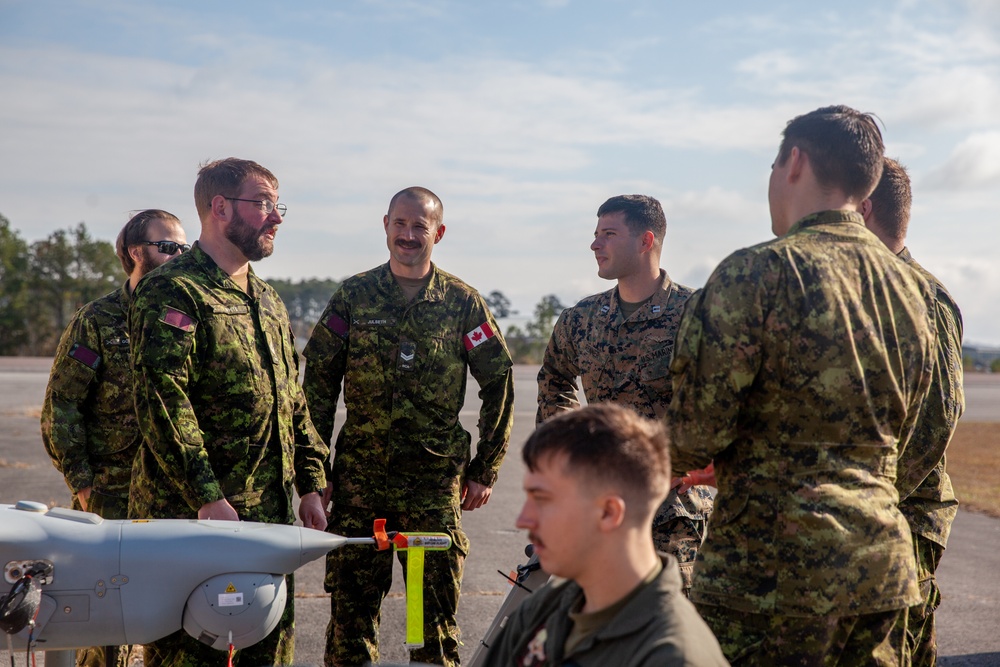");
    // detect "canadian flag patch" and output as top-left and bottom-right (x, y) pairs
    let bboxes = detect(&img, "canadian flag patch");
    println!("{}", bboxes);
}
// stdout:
(463, 322), (495, 351)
